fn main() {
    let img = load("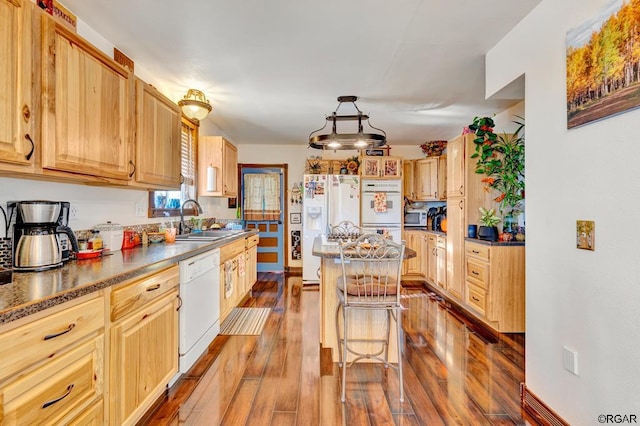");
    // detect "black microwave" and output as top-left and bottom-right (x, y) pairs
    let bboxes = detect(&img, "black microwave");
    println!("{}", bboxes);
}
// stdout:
(404, 209), (427, 227)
